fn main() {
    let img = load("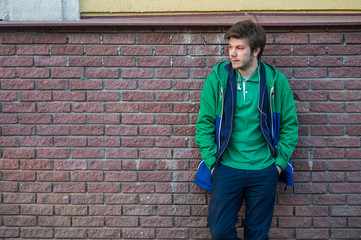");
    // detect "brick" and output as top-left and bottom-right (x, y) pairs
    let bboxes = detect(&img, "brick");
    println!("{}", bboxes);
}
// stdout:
(17, 45), (49, 55)
(274, 33), (308, 43)
(0, 56), (33, 67)
(72, 125), (103, 135)
(54, 228), (87, 239)
(4, 216), (36, 226)
(89, 206), (122, 216)
(38, 216), (71, 227)
(328, 45), (361, 55)
(19, 91), (51, 101)
(2, 126), (35, 137)
(21, 228), (53, 238)
(311, 80), (344, 90)
(294, 68), (327, 78)
(139, 149), (171, 159)
(328, 137), (360, 147)
(275, 57), (308, 67)
(105, 125), (138, 136)
(172, 34), (204, 44)
(104, 79), (137, 89)
(72, 102), (103, 113)
(332, 229), (361, 239)
(277, 194), (311, 205)
(37, 149), (69, 159)
(123, 206), (156, 216)
(0, 182), (18, 192)
(330, 114), (361, 124)
(0, 33), (33, 43)
(156, 137), (187, 148)
(72, 216), (105, 227)
(331, 206), (361, 216)
(312, 195), (346, 205)
(173, 80), (204, 90)
(3, 149), (35, 159)
(87, 137), (120, 147)
(19, 137), (51, 147)
(72, 149), (103, 159)
(37, 125), (69, 136)
(21, 205), (53, 215)
(38, 102), (70, 113)
(0, 228), (19, 238)
(294, 183), (327, 194)
(0, 91), (17, 101)
(69, 56), (102, 66)
(122, 183), (154, 193)
(54, 182), (86, 193)
(86, 67), (118, 79)
(121, 67), (153, 79)
(52, 45), (84, 55)
(103, 33), (135, 44)
(330, 67), (361, 78)
(105, 194), (137, 204)
(0, 205), (19, 215)
(106, 103), (138, 113)
(54, 160), (87, 170)
(328, 160), (361, 171)
(122, 45), (153, 55)
(52, 67), (83, 79)
(140, 217), (172, 227)
(310, 33), (343, 43)
(312, 172), (344, 182)
(0, 67), (15, 78)
(71, 194), (104, 204)
(155, 45), (187, 56)
(347, 172), (361, 181)
(263, 45), (291, 55)
(296, 206), (328, 216)
(3, 193), (35, 203)
(139, 194), (172, 204)
(312, 148), (344, 159)
(55, 205), (87, 216)
(38, 171), (69, 181)
(122, 91), (154, 101)
(53, 91), (86, 101)
(71, 171), (103, 182)
(103, 56), (136, 67)
(345, 33), (361, 43)
(34, 33), (66, 43)
(139, 125), (172, 136)
(87, 114), (120, 124)
(296, 229), (329, 239)
(157, 160), (189, 171)
(0, 45), (15, 55)
(88, 229), (121, 239)
(122, 114), (154, 124)
(19, 114), (52, 124)
(138, 34), (170, 44)
(37, 194), (70, 204)
(105, 171), (137, 181)
(2, 103), (35, 113)
(174, 149), (201, 159)
(298, 114), (328, 124)
(174, 194), (206, 204)
(18, 68), (49, 78)
(122, 137), (154, 147)
(311, 102), (344, 113)
(20, 159), (52, 170)
(34, 56), (67, 66)
(330, 91), (361, 101)
(310, 56), (343, 67)
(311, 126), (344, 136)
(88, 183), (120, 193)
(174, 126), (196, 136)
(106, 217), (138, 227)
(330, 183), (361, 193)
(156, 68), (188, 78)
